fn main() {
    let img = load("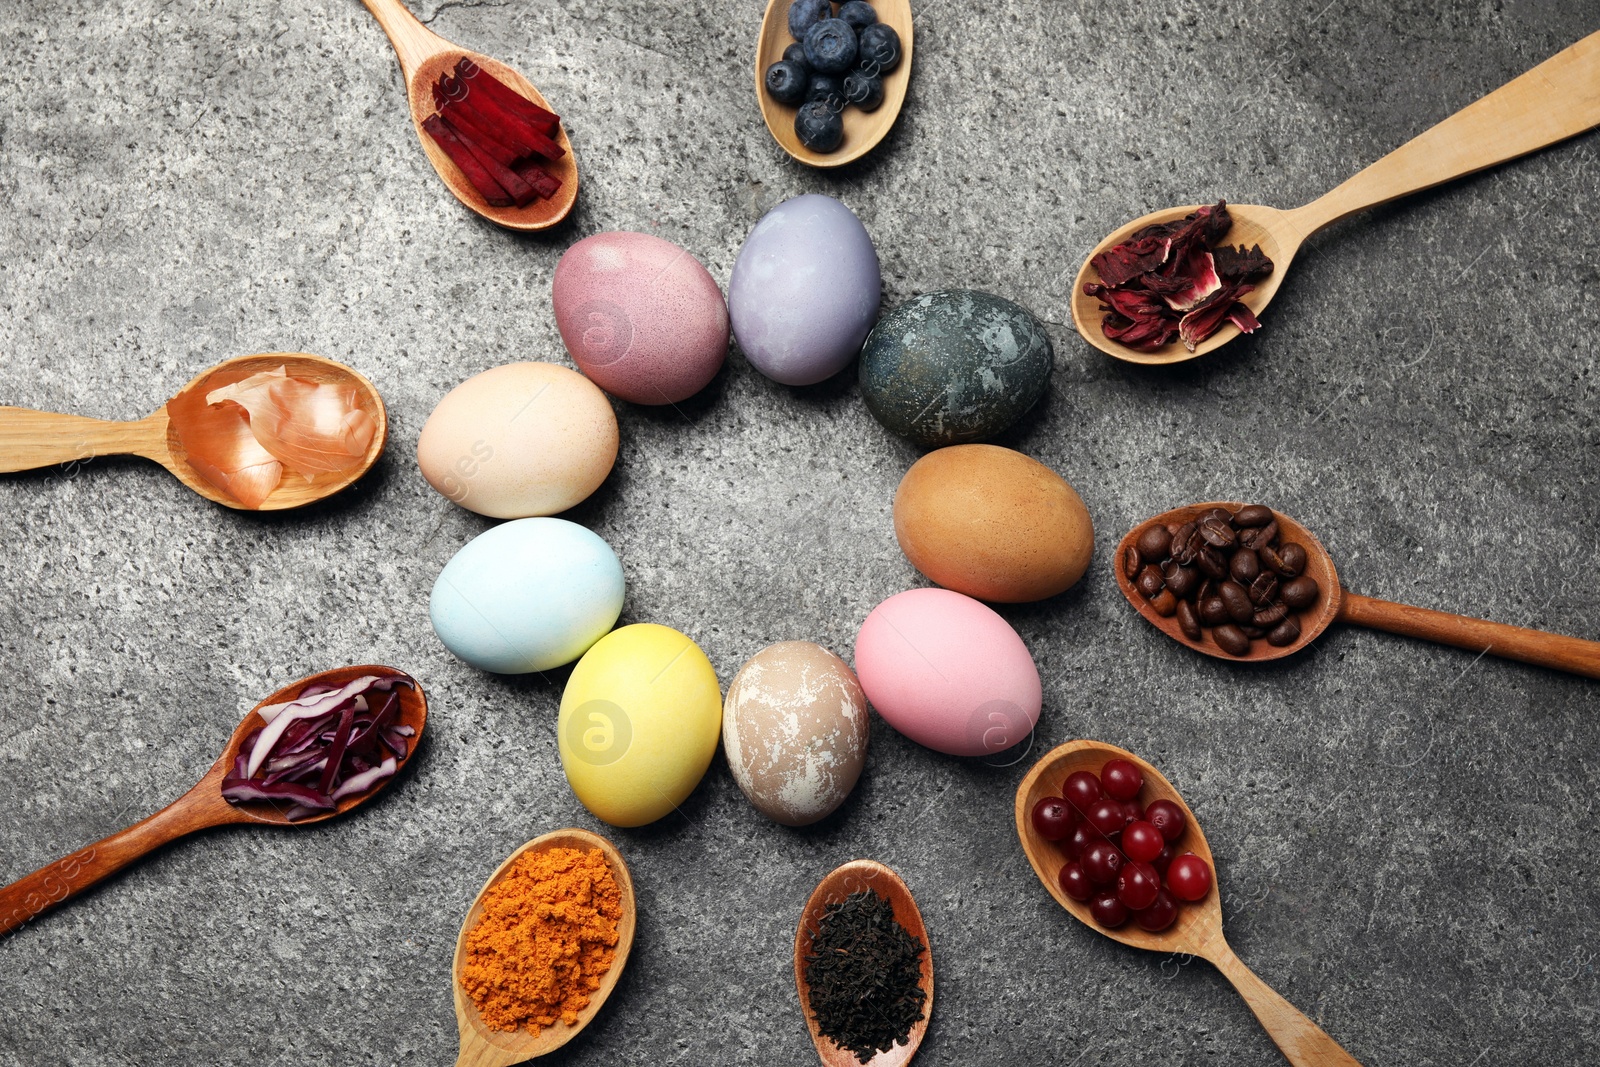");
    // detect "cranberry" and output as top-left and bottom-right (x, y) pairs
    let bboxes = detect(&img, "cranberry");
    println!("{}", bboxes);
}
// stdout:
(1090, 891), (1129, 929)
(1064, 821), (1102, 860)
(1150, 842), (1176, 877)
(1058, 861), (1094, 902)
(1063, 770), (1103, 814)
(1120, 799), (1143, 826)
(1167, 853), (1214, 902)
(1080, 841), (1125, 885)
(1101, 758), (1144, 801)
(1031, 796), (1076, 841)
(1115, 861), (1161, 911)
(1086, 798), (1127, 838)
(1121, 820), (1164, 863)
(1134, 888), (1179, 932)
(1144, 798), (1187, 843)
